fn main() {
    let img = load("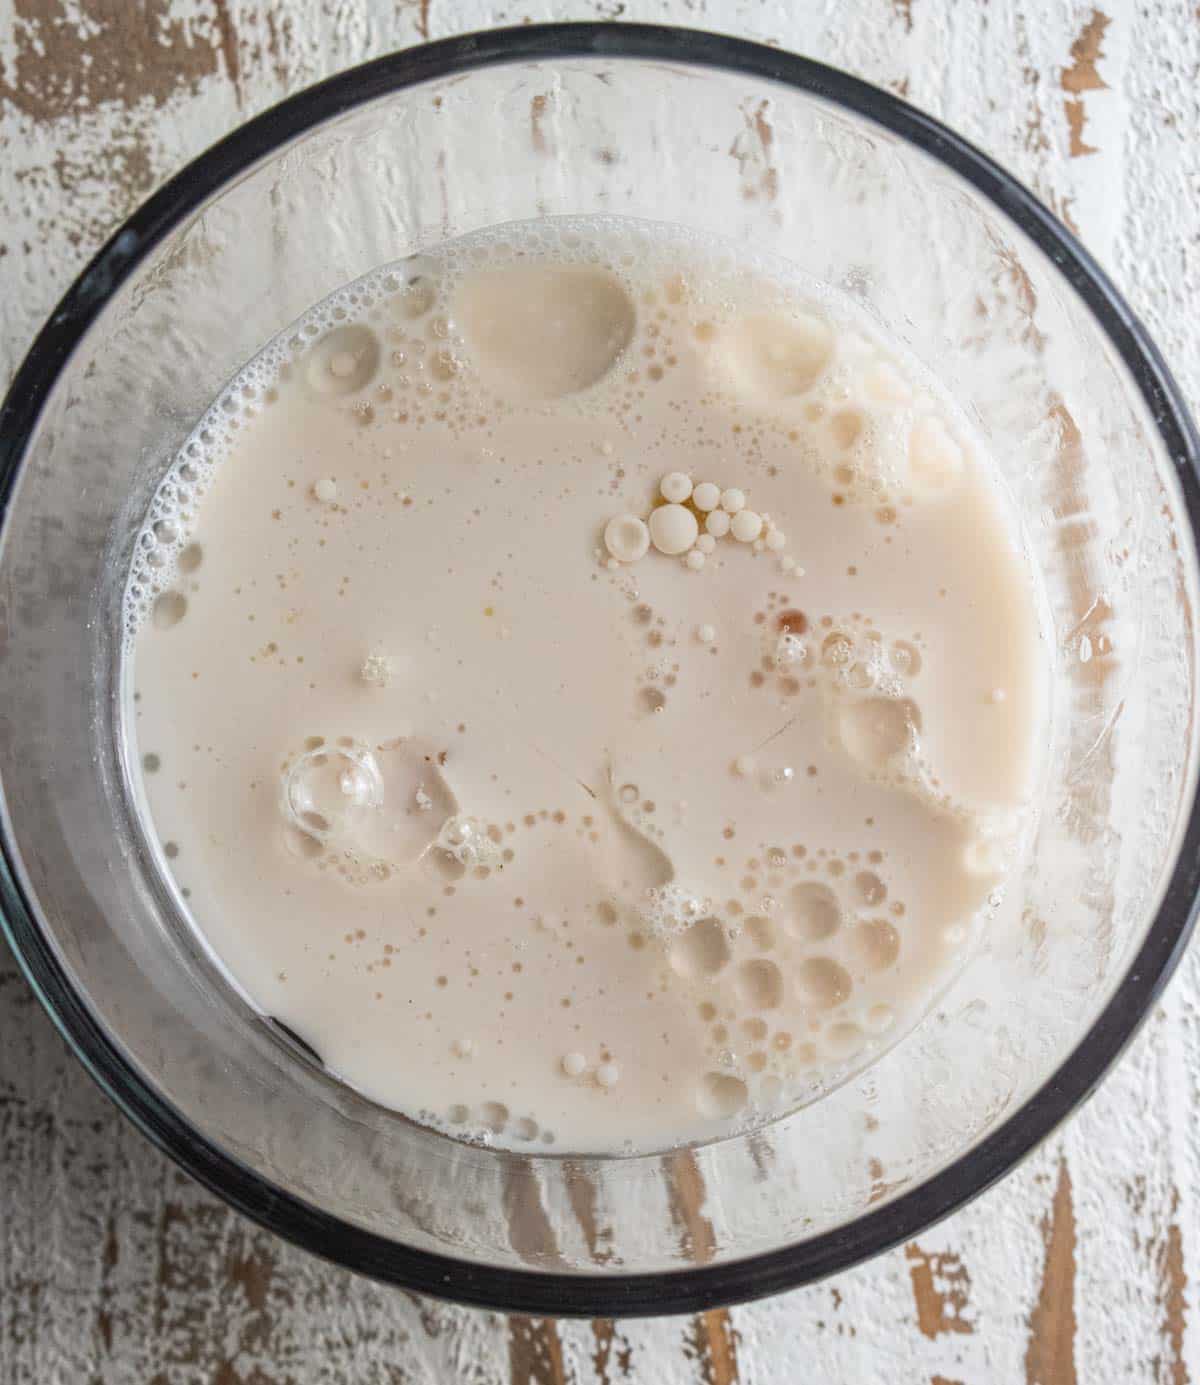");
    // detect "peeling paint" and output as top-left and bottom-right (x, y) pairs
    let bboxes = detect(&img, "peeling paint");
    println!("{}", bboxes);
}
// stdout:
(1156, 1193), (1189, 1385)
(0, 0), (223, 119)
(905, 1243), (975, 1338)
(666, 1154), (741, 1381)
(1061, 10), (1111, 156)
(508, 1316), (567, 1385)
(591, 1318), (634, 1383)
(1026, 1161), (1078, 1385)
(684, 1310), (741, 1385)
